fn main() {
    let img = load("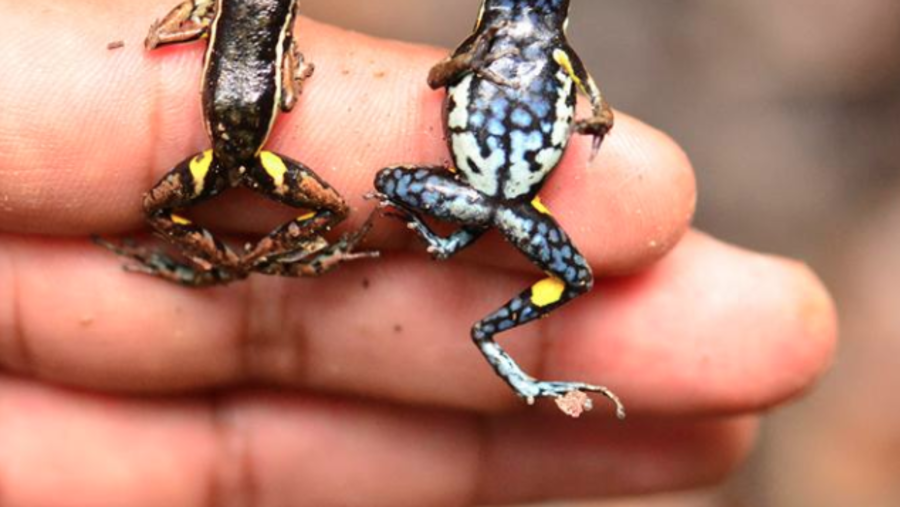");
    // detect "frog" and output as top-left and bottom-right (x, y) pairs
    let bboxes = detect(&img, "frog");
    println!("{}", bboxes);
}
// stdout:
(96, 0), (376, 286)
(372, 0), (624, 417)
